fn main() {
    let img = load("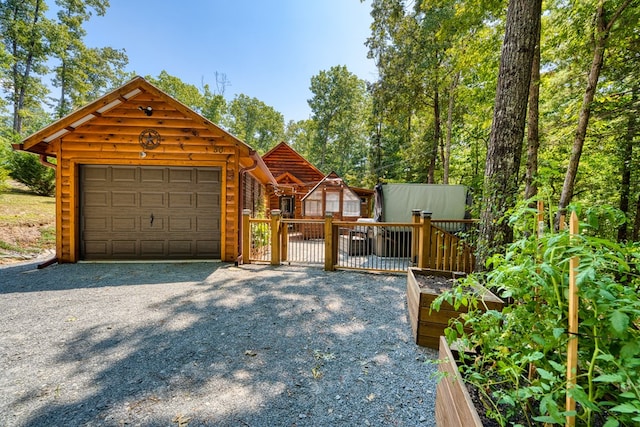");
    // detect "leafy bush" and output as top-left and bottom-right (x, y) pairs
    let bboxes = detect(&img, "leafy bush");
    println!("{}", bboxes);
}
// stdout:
(0, 167), (9, 192)
(8, 151), (56, 196)
(0, 137), (11, 191)
(437, 204), (640, 426)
